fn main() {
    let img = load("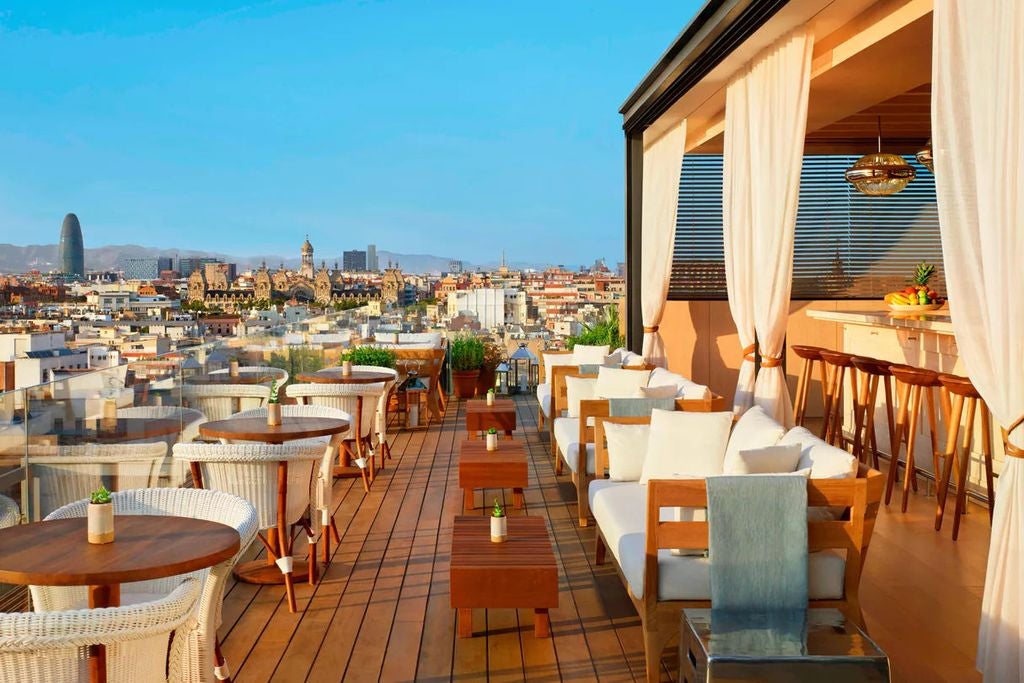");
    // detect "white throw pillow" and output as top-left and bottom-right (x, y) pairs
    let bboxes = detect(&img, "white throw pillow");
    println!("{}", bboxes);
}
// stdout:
(572, 344), (610, 365)
(604, 422), (650, 481)
(729, 443), (803, 474)
(543, 352), (576, 376)
(603, 350), (623, 367)
(595, 366), (652, 399)
(635, 384), (677, 399)
(565, 376), (598, 418)
(779, 426), (858, 479)
(622, 352), (646, 367)
(723, 405), (786, 473)
(639, 409), (733, 485)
